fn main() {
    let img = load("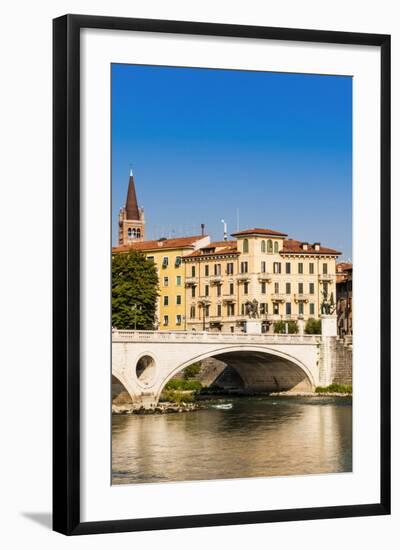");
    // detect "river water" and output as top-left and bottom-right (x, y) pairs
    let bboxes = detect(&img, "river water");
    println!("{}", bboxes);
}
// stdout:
(112, 396), (352, 485)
